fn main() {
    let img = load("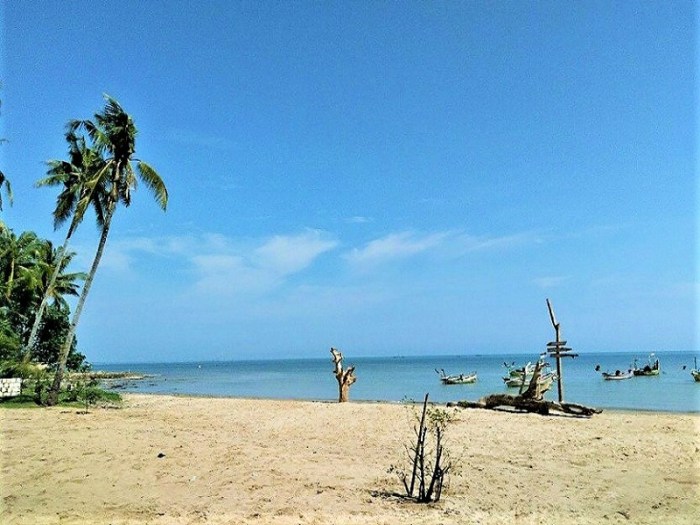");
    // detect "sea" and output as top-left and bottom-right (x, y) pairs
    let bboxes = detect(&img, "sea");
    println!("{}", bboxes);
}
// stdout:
(96, 351), (700, 413)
